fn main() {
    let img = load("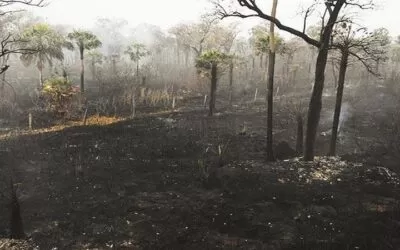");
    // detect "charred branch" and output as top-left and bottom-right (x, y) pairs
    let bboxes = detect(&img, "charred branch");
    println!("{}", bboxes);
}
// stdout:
(213, 0), (320, 47)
